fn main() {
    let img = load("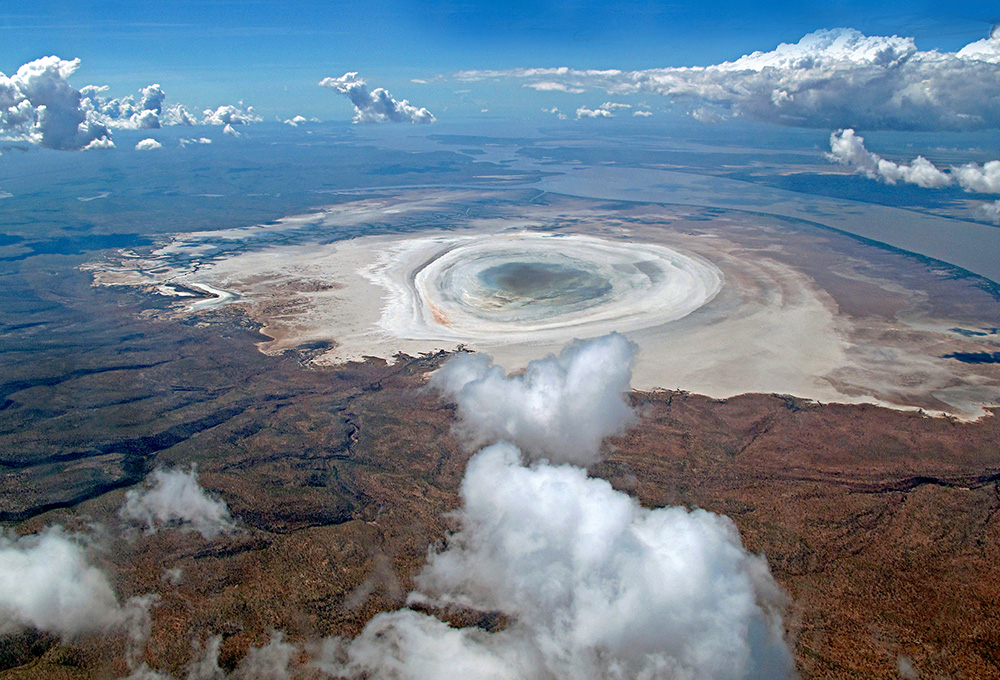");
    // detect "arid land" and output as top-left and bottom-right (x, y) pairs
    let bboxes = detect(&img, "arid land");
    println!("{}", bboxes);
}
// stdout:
(2, 190), (1000, 678)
